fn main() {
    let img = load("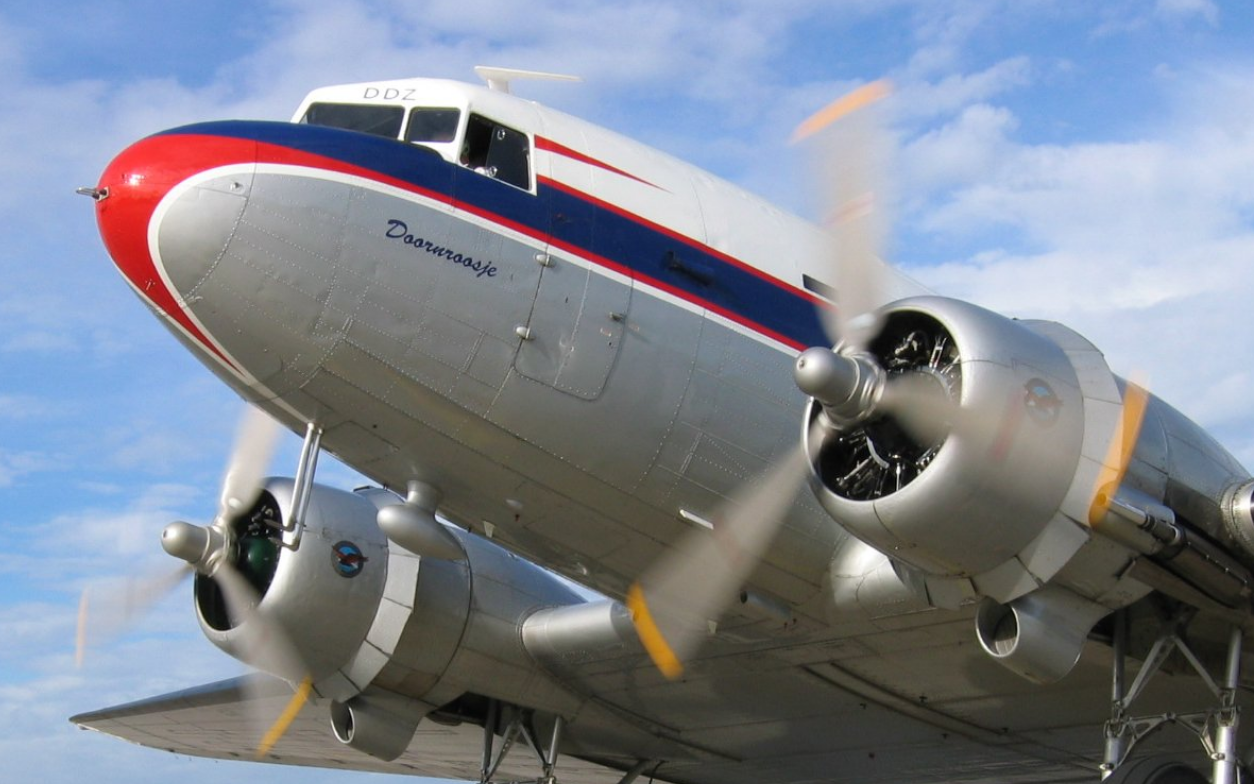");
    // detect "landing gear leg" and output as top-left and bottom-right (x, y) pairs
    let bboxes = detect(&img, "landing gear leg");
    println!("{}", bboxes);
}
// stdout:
(1104, 610), (1132, 778)
(1100, 609), (1245, 783)
(279, 422), (322, 550)
(522, 714), (563, 784)
(477, 699), (569, 784)
(1209, 627), (1242, 784)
